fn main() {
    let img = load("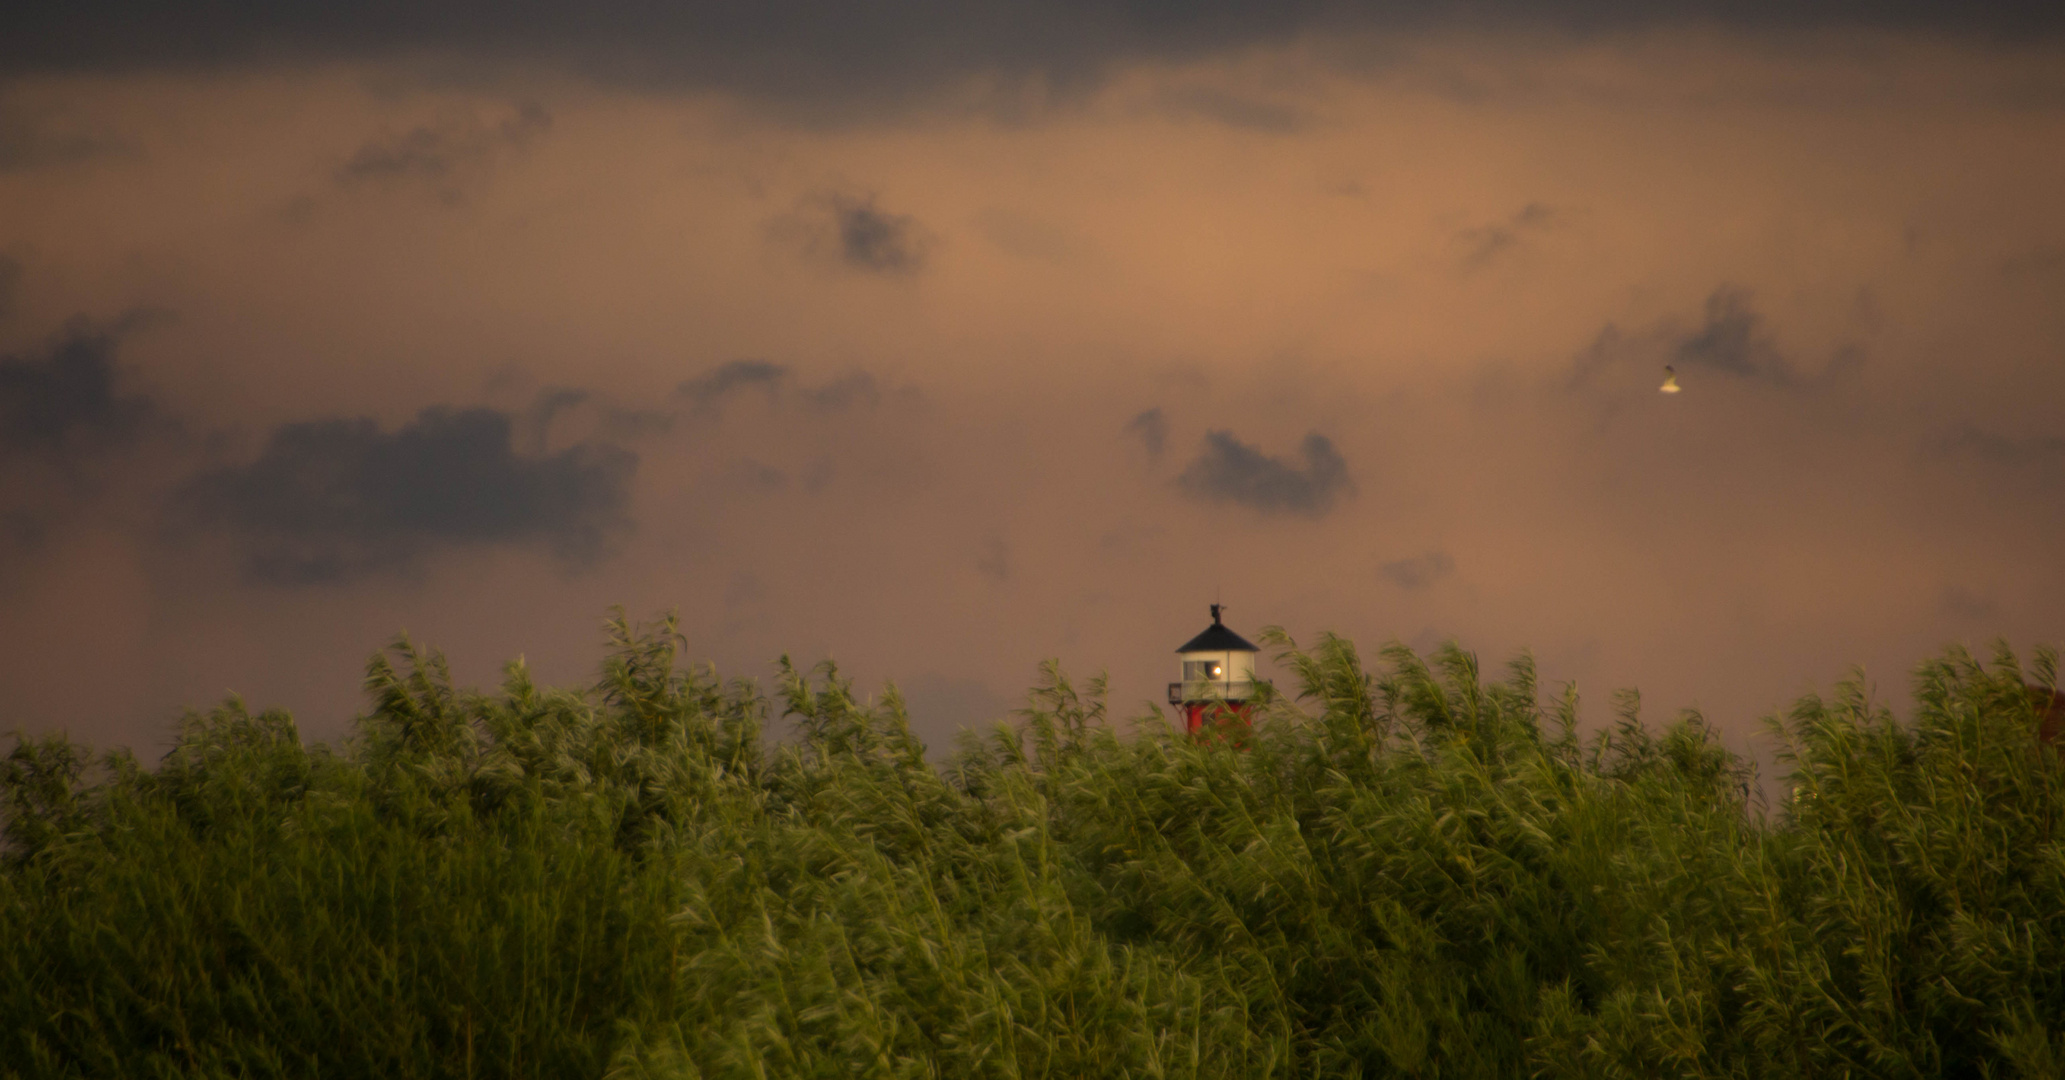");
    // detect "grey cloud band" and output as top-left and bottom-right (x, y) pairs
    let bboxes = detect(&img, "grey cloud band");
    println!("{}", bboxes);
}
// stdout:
(6, 1), (2057, 96)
